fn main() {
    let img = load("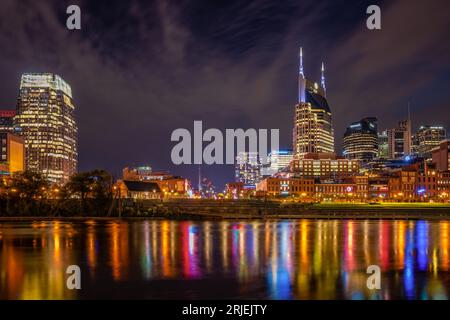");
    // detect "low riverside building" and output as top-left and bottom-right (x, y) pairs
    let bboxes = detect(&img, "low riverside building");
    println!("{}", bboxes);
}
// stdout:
(315, 176), (368, 202)
(225, 182), (258, 199)
(117, 180), (162, 200)
(122, 166), (190, 198)
(256, 176), (368, 201)
(256, 177), (314, 198)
